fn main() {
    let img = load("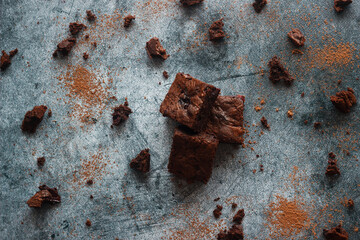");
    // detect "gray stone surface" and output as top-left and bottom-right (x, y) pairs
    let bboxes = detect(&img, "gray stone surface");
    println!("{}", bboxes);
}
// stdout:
(1, 0), (359, 239)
